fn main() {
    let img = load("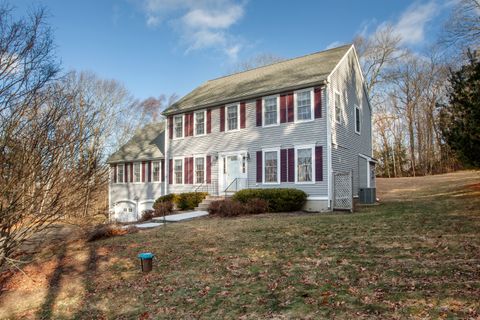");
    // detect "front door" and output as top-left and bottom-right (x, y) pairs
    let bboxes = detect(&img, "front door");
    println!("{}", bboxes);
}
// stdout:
(219, 153), (248, 193)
